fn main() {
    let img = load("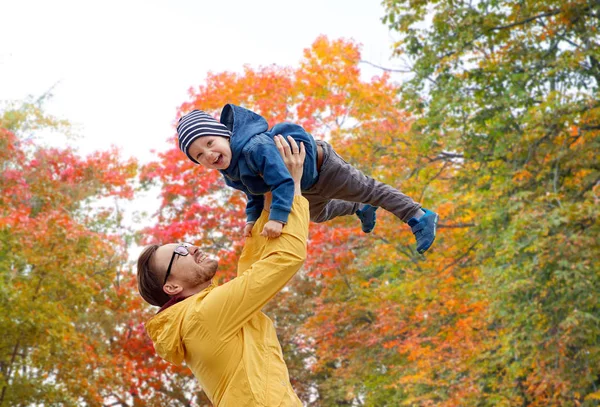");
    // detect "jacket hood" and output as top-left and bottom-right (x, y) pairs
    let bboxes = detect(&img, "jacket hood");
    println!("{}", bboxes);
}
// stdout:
(145, 283), (217, 366)
(220, 104), (269, 175)
(145, 298), (189, 366)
